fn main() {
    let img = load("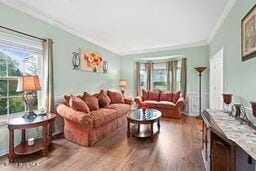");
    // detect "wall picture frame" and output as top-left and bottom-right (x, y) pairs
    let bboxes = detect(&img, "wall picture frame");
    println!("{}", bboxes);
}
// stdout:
(80, 49), (103, 72)
(241, 4), (256, 61)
